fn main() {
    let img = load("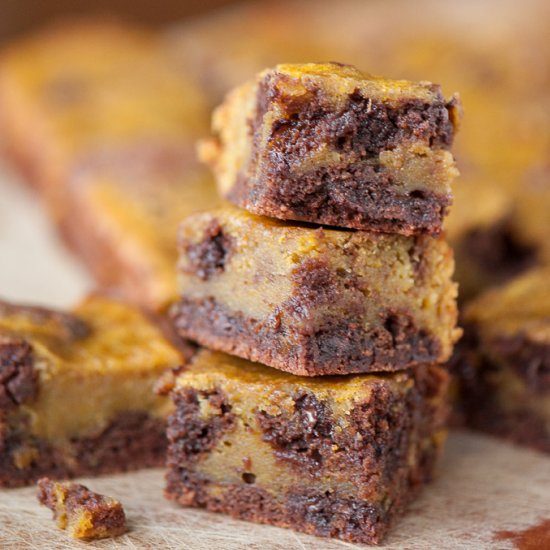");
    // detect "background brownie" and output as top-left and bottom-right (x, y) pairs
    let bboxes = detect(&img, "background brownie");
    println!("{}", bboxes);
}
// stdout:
(172, 205), (460, 376)
(163, 349), (449, 545)
(201, 62), (460, 235)
(444, 176), (536, 302)
(0, 21), (209, 220)
(61, 142), (220, 310)
(0, 296), (187, 487)
(0, 21), (219, 309)
(453, 267), (550, 453)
